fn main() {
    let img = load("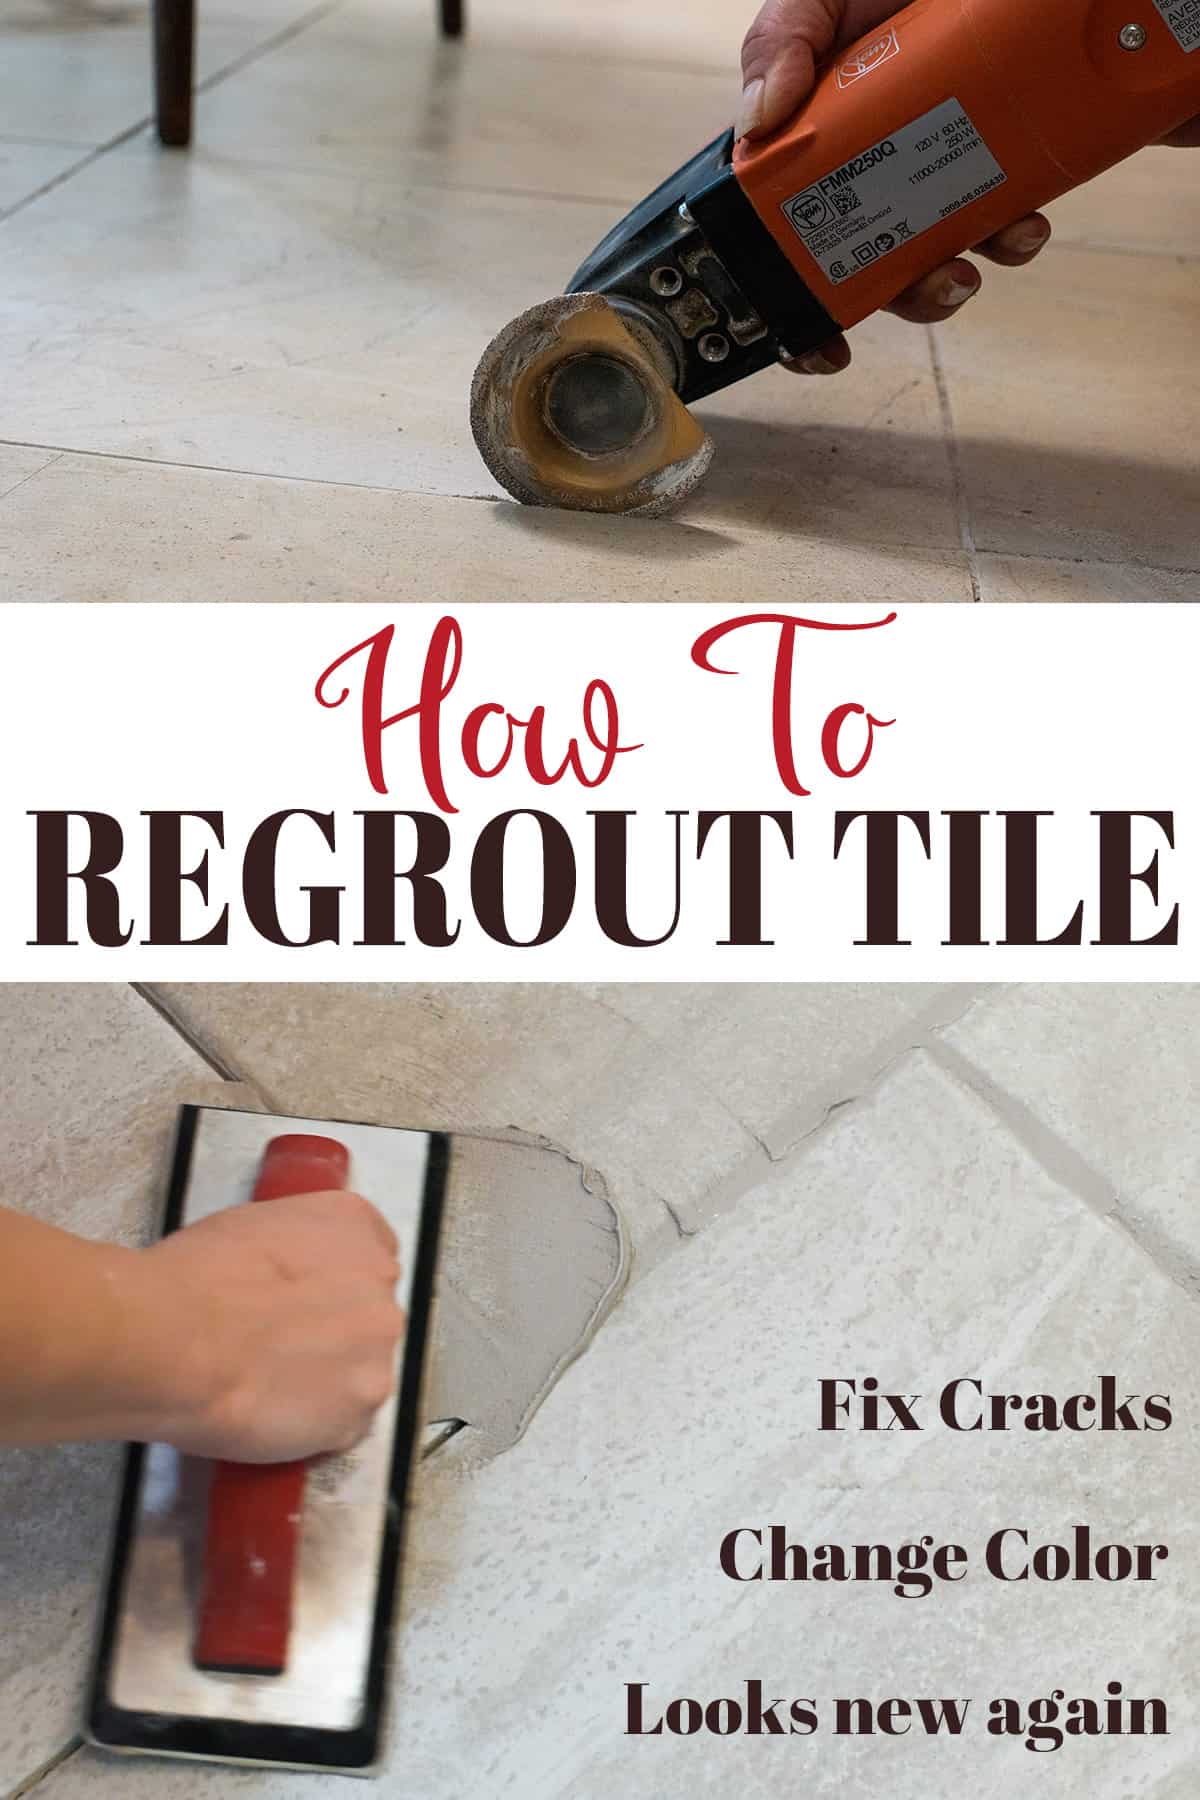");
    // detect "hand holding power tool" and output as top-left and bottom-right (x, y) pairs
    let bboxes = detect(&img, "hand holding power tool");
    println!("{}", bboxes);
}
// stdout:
(471, 0), (1200, 514)
(740, 0), (1200, 375)
(741, 0), (1051, 373)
